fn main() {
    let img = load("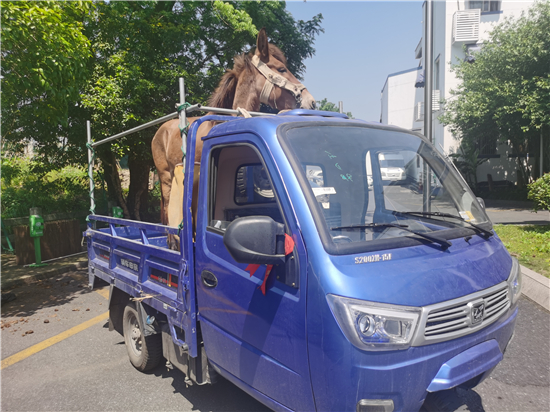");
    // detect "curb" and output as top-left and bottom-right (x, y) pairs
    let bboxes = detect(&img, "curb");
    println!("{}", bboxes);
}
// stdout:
(520, 265), (550, 312)
(2, 261), (88, 291)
